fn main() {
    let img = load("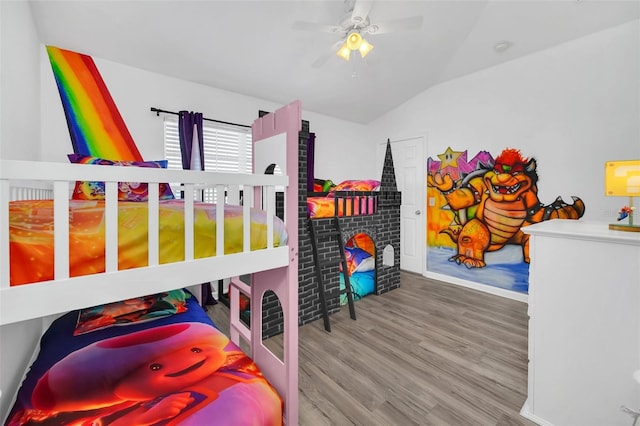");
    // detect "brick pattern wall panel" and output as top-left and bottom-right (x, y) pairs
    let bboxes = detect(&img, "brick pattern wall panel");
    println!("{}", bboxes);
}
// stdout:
(261, 125), (402, 337)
